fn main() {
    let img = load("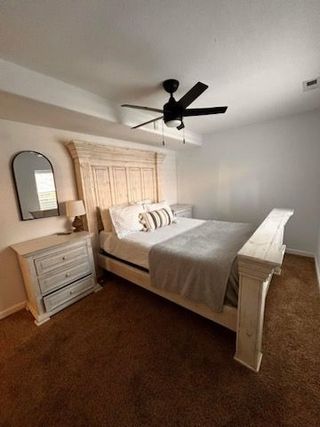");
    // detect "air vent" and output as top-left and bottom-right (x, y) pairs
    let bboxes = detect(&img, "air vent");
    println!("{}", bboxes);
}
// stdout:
(303, 77), (319, 91)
